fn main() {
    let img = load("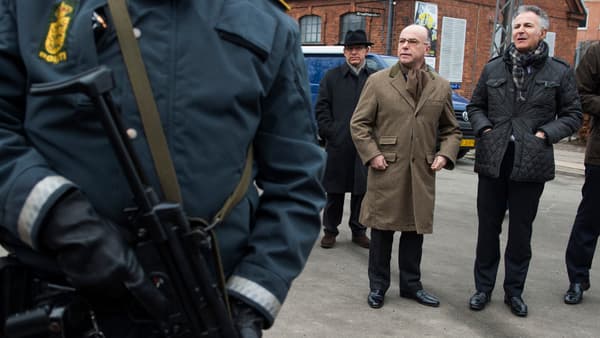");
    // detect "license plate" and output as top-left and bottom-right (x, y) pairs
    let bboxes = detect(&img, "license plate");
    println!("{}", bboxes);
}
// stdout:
(460, 139), (475, 147)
